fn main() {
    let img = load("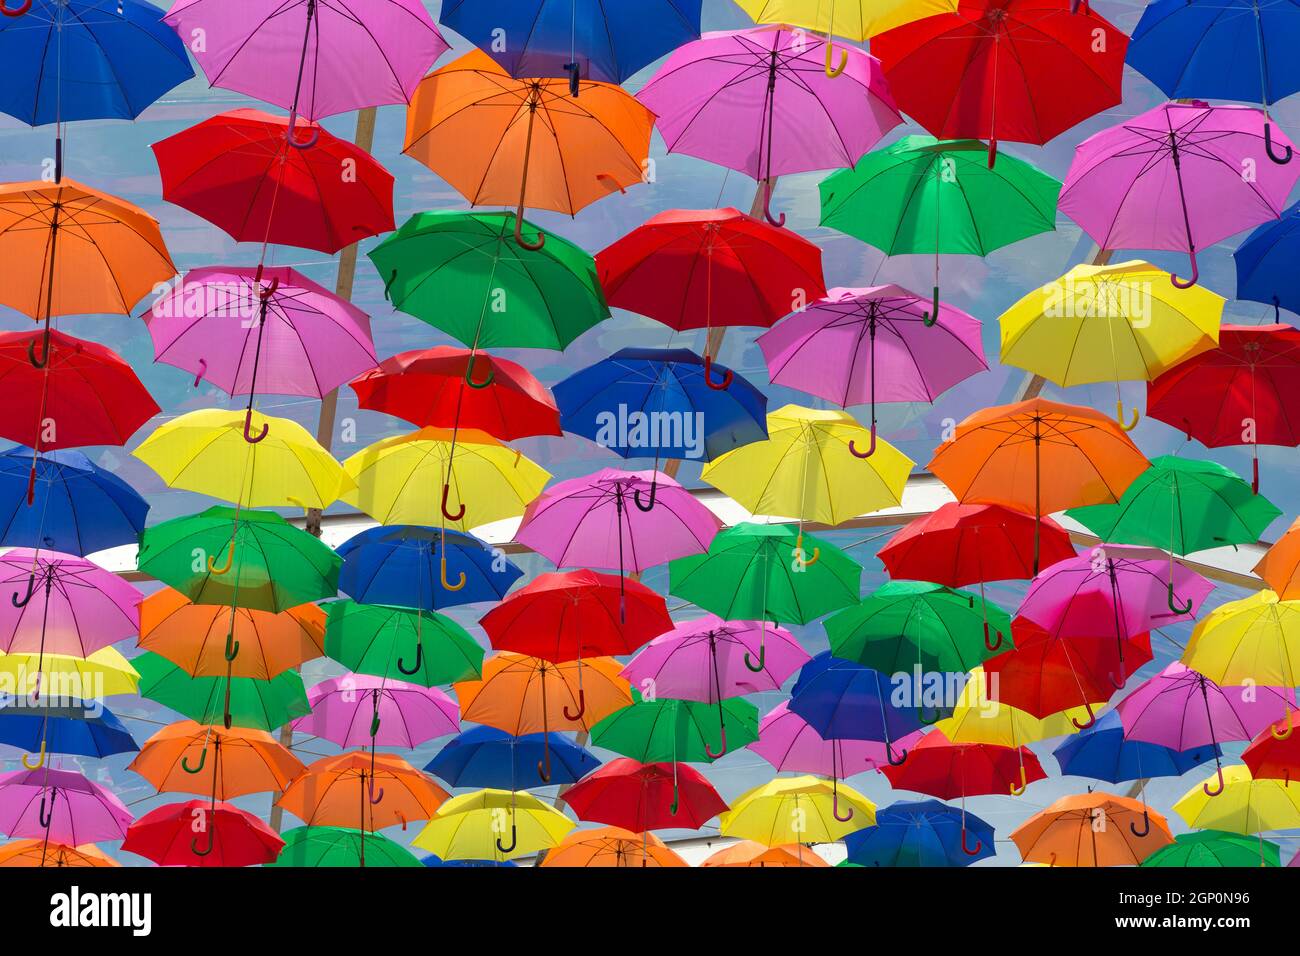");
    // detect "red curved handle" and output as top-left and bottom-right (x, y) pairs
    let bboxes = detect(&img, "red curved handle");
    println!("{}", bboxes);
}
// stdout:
(1, 0), (31, 16)
(562, 688), (586, 722)
(1071, 700), (1097, 730)
(1171, 248), (1199, 288)
(243, 409), (269, 444)
(440, 483), (465, 522)
(983, 621), (1003, 652)
(961, 825), (982, 856)
(849, 425), (877, 459)
(257, 275), (281, 301)
(704, 725), (727, 759)
(702, 354), (733, 391)
(832, 791), (854, 822)
(1202, 763), (1225, 797)
(762, 183), (785, 227)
